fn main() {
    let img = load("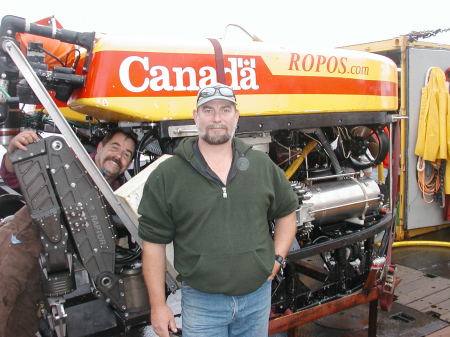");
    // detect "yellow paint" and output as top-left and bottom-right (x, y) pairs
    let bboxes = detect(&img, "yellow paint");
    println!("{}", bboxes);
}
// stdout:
(70, 94), (398, 122)
(42, 107), (97, 123)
